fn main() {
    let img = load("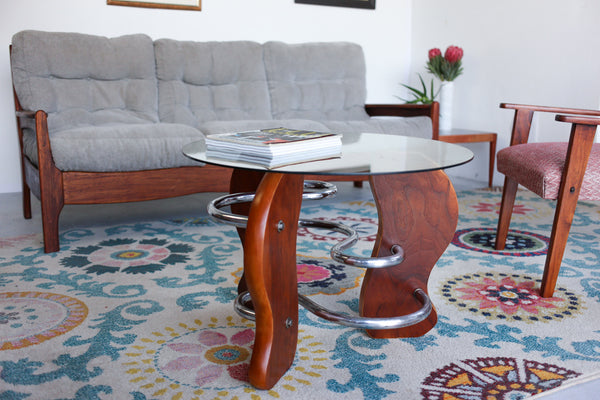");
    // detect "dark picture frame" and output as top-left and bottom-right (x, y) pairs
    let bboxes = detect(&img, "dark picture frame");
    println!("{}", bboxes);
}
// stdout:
(107, 0), (201, 11)
(295, 0), (375, 9)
